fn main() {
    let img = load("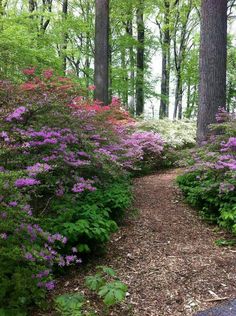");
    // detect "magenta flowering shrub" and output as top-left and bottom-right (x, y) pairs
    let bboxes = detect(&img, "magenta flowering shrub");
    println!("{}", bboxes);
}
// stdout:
(0, 170), (81, 311)
(177, 109), (236, 232)
(0, 70), (164, 313)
